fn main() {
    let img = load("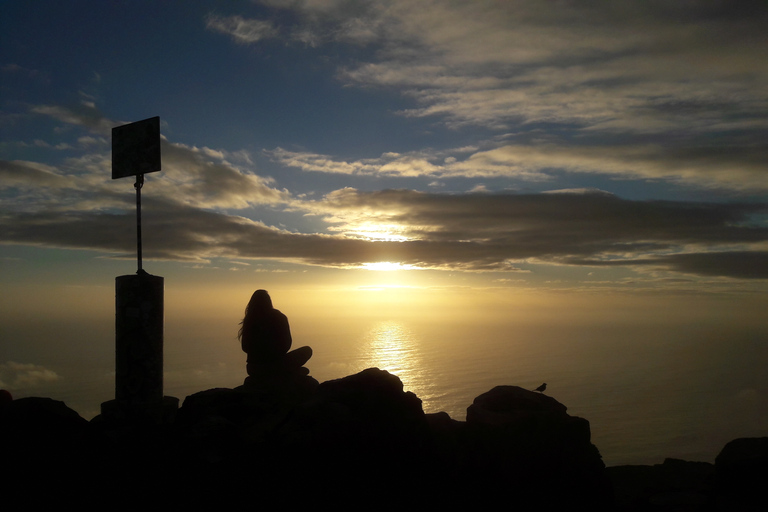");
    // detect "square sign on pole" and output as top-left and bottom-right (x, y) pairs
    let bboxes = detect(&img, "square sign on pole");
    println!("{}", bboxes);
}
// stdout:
(112, 116), (161, 179)
(111, 116), (162, 273)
